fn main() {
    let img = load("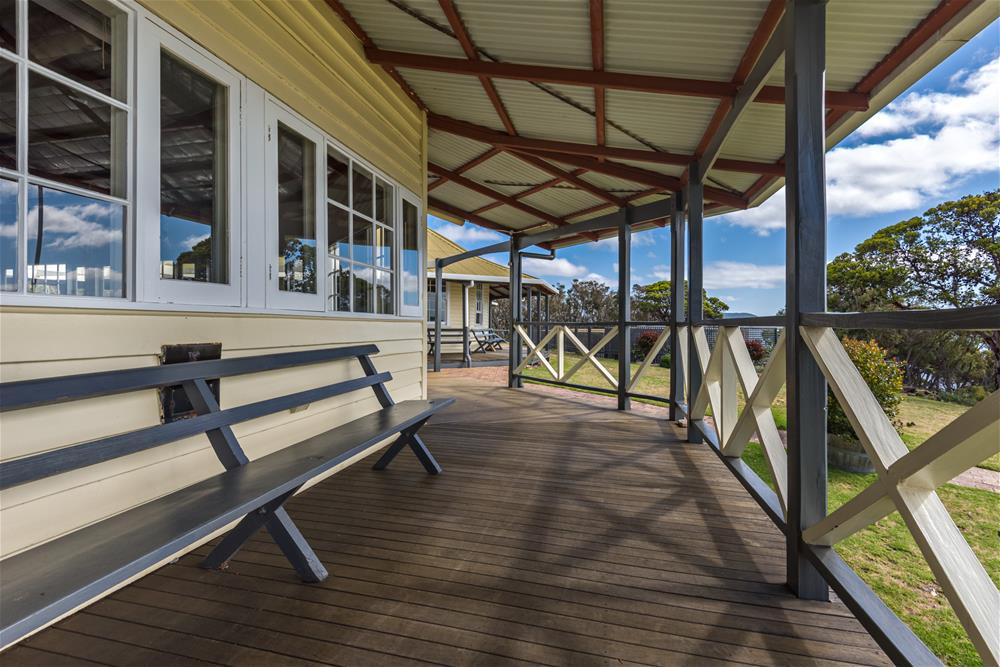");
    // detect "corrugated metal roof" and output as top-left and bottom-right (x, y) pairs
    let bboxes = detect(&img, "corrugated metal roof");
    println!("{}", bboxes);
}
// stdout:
(335, 0), (997, 246)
